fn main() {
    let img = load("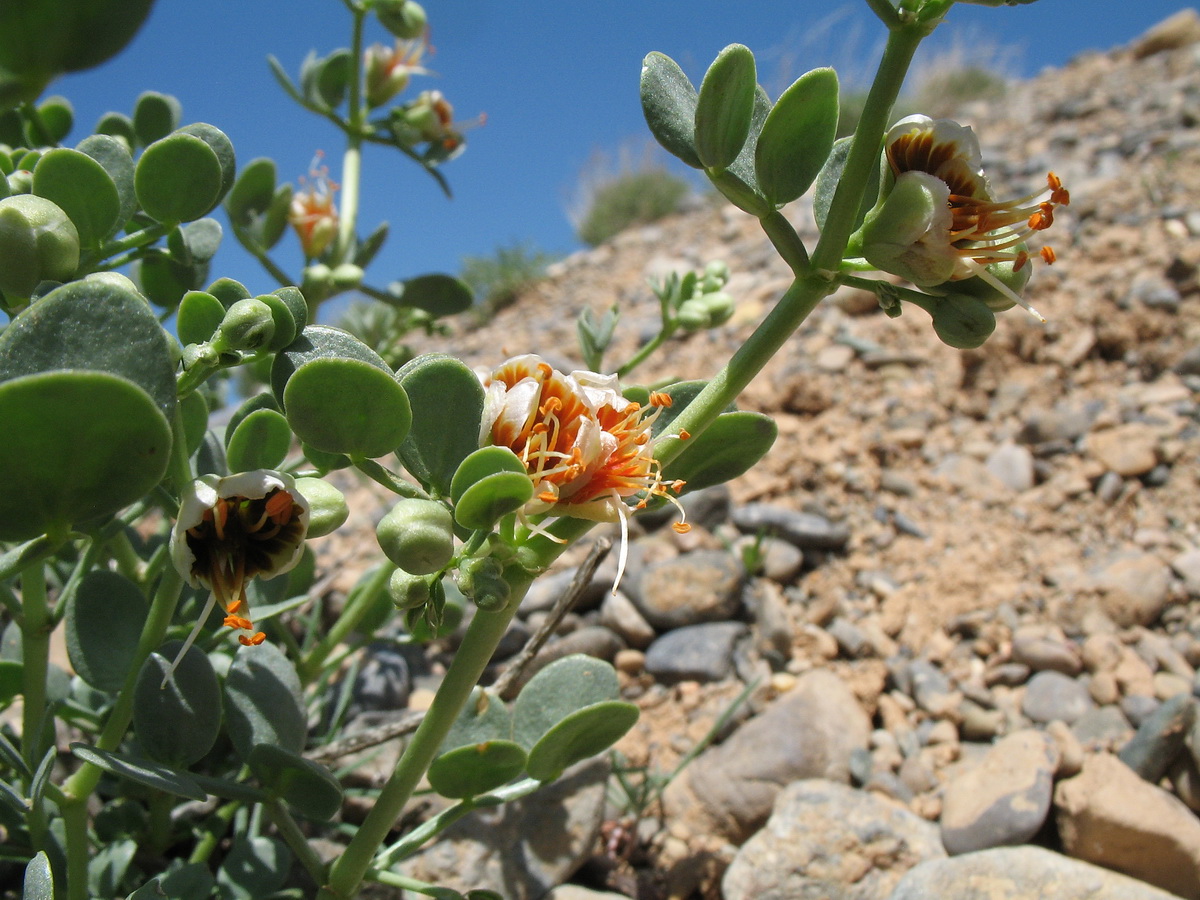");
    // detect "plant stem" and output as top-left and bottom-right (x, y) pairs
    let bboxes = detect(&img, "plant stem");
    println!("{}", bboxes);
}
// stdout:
(61, 800), (90, 900)
(809, 21), (925, 275)
(298, 561), (394, 683)
(759, 210), (810, 277)
(19, 562), (51, 772)
(265, 798), (328, 886)
(319, 569), (538, 898)
(335, 7), (367, 267)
